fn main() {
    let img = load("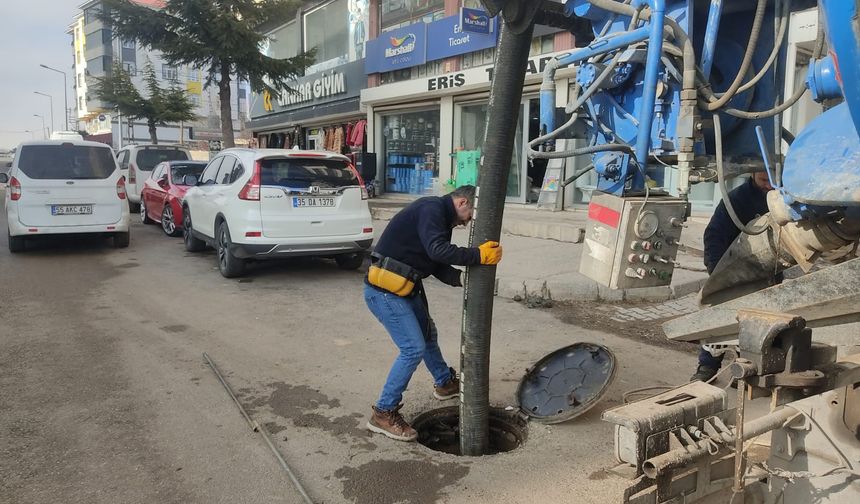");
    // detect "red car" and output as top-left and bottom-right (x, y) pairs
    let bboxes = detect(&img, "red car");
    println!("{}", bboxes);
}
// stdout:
(140, 160), (208, 236)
